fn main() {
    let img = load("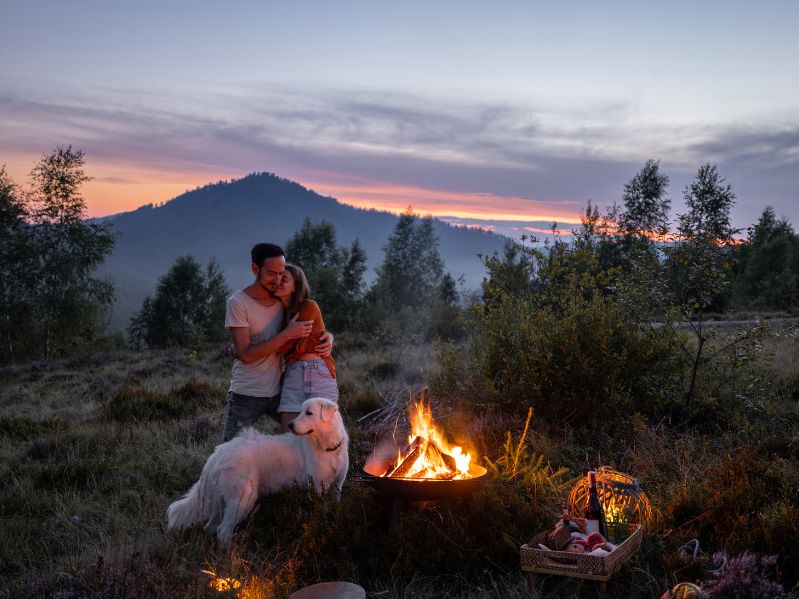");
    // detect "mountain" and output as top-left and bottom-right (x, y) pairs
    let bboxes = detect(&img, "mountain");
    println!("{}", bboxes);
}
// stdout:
(98, 172), (508, 330)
